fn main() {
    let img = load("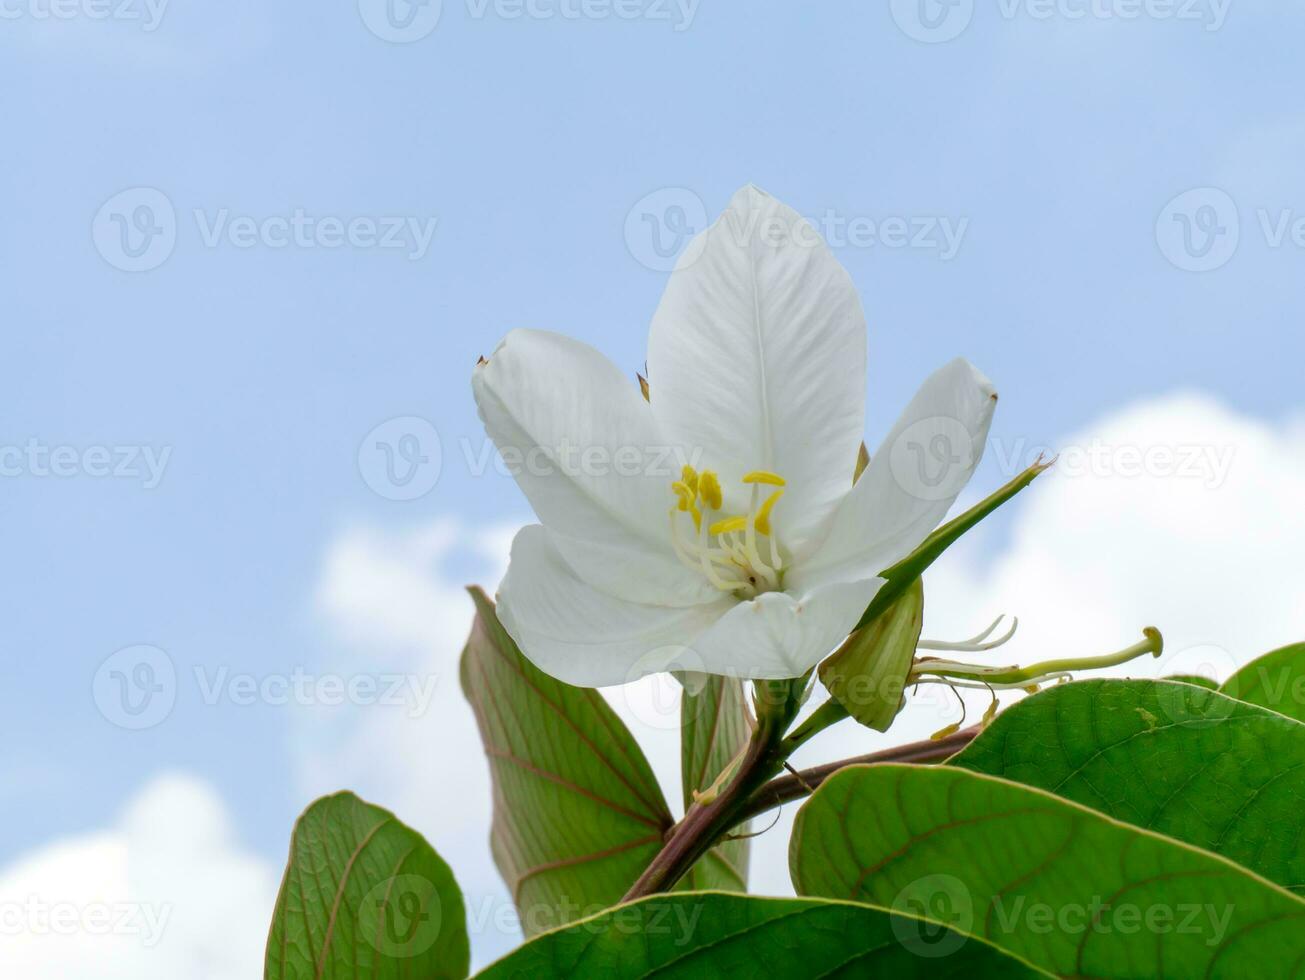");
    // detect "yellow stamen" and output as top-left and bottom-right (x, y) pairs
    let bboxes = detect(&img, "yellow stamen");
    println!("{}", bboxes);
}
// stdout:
(754, 489), (784, 536)
(708, 515), (748, 536)
(697, 470), (723, 510)
(668, 466), (788, 598)
(671, 481), (694, 511)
